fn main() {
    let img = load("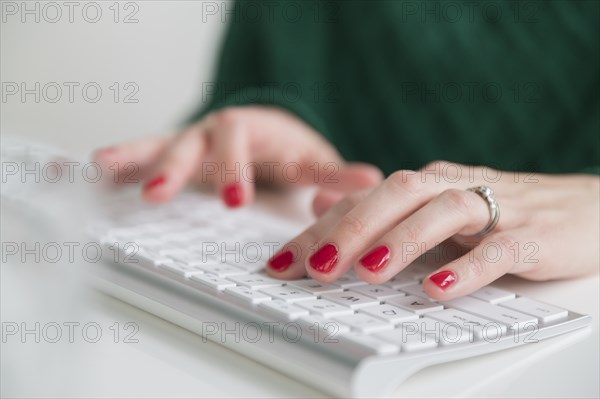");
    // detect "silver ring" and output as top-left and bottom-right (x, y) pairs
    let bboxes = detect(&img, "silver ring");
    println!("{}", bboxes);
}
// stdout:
(466, 186), (500, 238)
